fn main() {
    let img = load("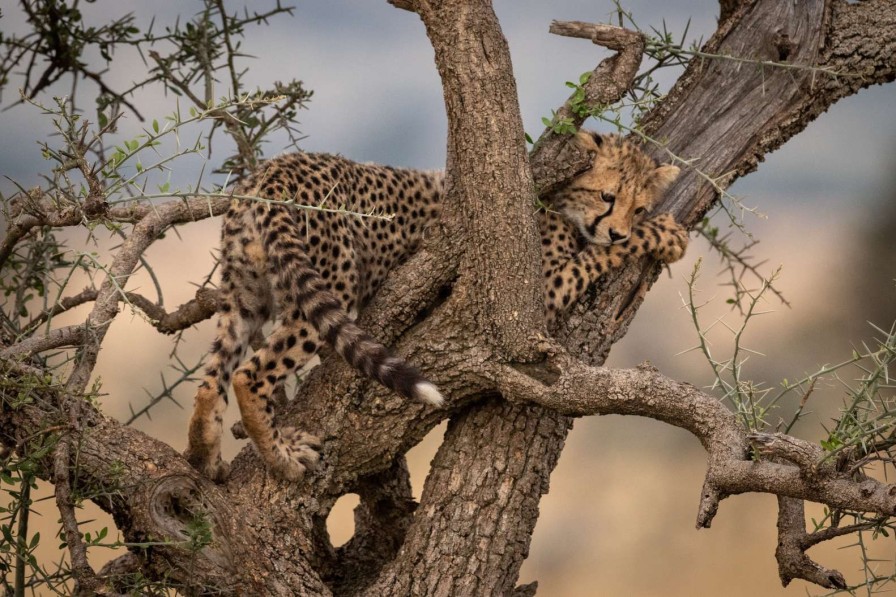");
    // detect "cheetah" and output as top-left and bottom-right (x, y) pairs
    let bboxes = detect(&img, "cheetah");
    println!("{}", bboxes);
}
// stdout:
(185, 130), (688, 481)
